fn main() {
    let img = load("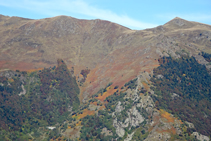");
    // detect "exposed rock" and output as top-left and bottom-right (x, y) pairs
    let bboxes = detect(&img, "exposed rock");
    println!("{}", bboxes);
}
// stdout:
(171, 93), (180, 99)
(112, 77), (146, 140)
(139, 72), (151, 83)
(192, 132), (210, 141)
(113, 106), (145, 138)
(124, 131), (135, 141)
(7, 82), (11, 86)
(0, 70), (16, 78)
(162, 52), (169, 57)
(156, 74), (163, 79)
(139, 95), (154, 111)
(1, 15), (211, 141)
(115, 101), (124, 113)
(18, 84), (26, 96)
(113, 118), (125, 137)
(145, 132), (171, 141)
(185, 121), (195, 128)
(88, 102), (101, 111)
(129, 107), (144, 127)
(101, 127), (113, 136)
(193, 54), (211, 69)
(46, 95), (52, 102)
(67, 106), (73, 112)
(113, 76), (146, 138)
